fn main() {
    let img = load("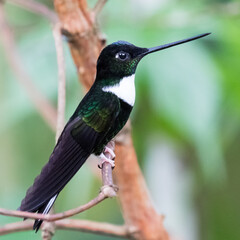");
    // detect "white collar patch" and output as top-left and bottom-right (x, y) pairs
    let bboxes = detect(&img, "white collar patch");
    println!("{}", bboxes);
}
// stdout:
(102, 74), (135, 106)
